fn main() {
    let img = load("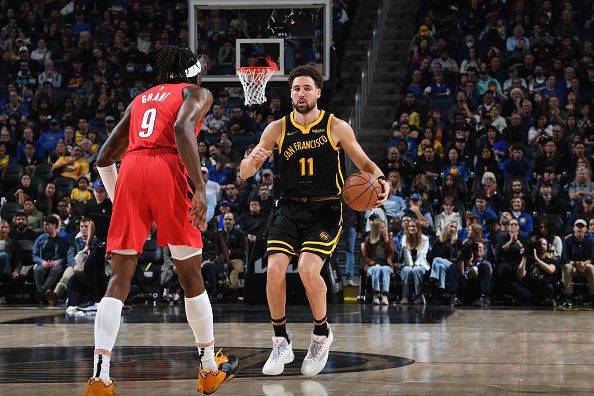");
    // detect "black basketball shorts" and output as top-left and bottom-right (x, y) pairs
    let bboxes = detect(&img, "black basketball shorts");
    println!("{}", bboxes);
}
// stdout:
(266, 199), (343, 261)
